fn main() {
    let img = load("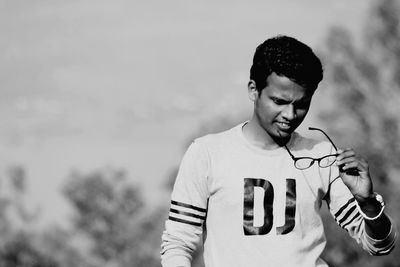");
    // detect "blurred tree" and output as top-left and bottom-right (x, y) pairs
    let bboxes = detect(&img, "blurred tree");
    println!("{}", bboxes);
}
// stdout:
(1, 165), (165, 267)
(63, 167), (162, 267)
(318, 0), (400, 266)
(0, 165), (72, 267)
(38, 226), (92, 267)
(7, 166), (40, 226)
(0, 232), (58, 267)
